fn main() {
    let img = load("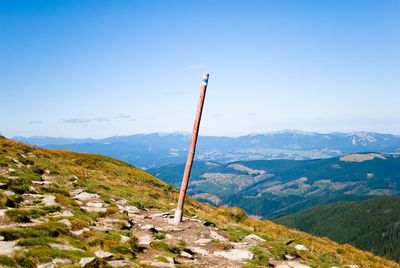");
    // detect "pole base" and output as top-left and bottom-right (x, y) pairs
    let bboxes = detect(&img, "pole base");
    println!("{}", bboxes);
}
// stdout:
(174, 209), (183, 225)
